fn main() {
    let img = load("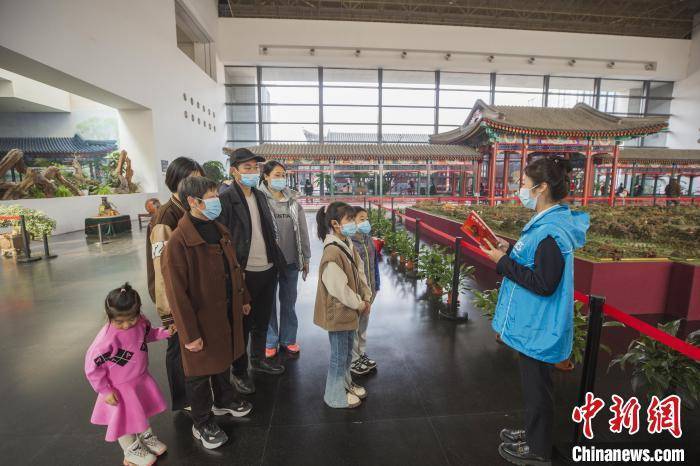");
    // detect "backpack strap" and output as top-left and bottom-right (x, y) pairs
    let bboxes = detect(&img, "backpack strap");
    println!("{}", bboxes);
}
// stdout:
(324, 242), (356, 268)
